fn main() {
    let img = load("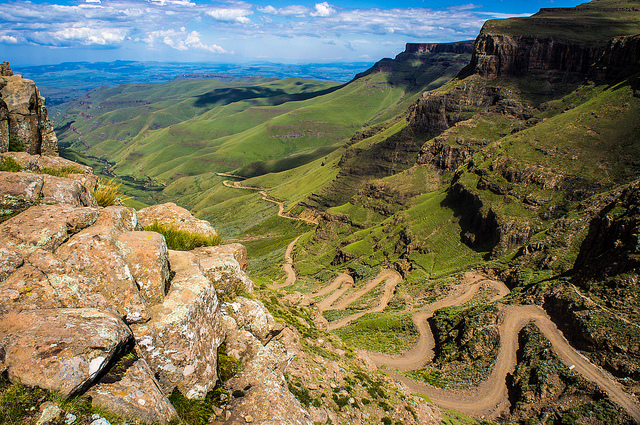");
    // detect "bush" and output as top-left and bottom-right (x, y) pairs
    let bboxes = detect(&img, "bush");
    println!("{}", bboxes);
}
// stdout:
(8, 135), (24, 152)
(92, 178), (130, 207)
(0, 156), (20, 172)
(145, 221), (221, 251)
(39, 166), (83, 177)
